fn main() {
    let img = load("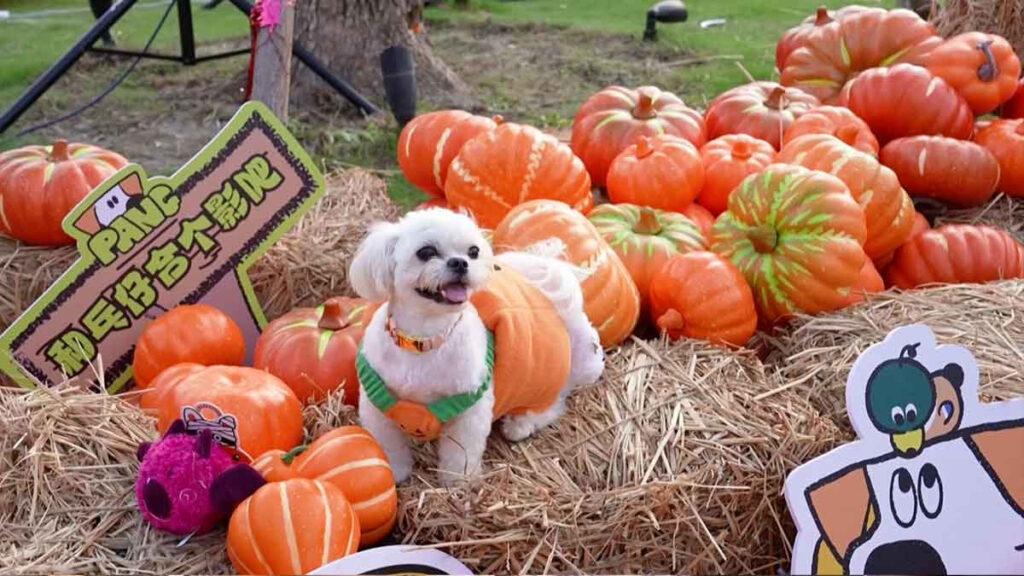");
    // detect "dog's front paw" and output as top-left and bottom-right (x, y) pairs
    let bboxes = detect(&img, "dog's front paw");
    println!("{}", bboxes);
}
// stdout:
(389, 450), (414, 483)
(500, 415), (536, 442)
